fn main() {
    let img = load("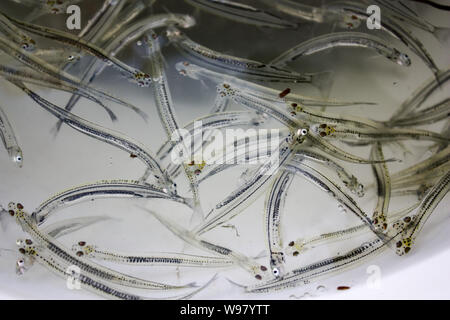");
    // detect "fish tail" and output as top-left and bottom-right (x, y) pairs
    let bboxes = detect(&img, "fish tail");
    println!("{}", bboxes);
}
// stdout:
(433, 26), (450, 44)
(310, 71), (334, 99)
